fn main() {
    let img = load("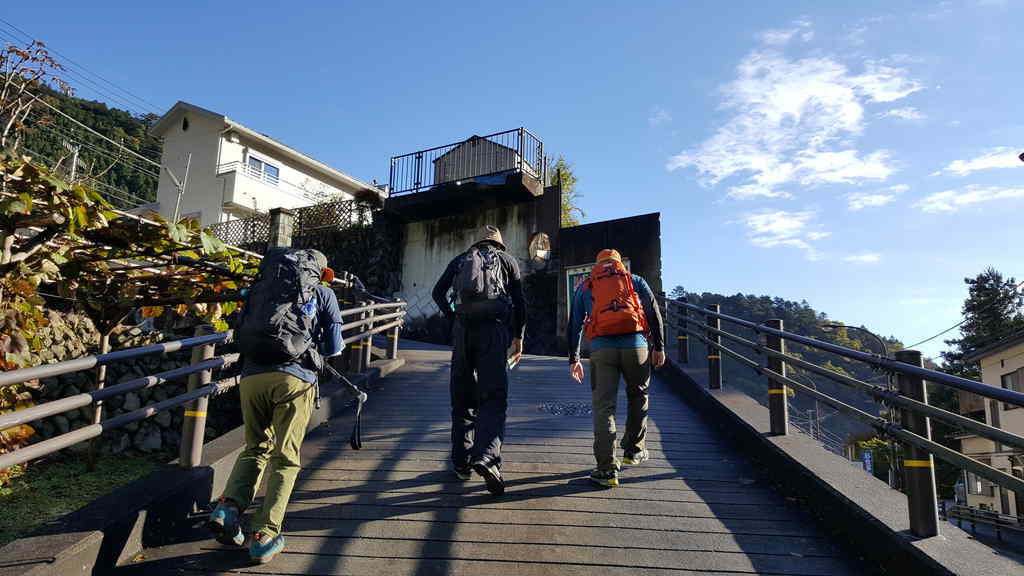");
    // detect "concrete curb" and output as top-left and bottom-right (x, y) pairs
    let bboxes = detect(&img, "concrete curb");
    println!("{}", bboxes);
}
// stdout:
(0, 358), (404, 576)
(660, 358), (1021, 576)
